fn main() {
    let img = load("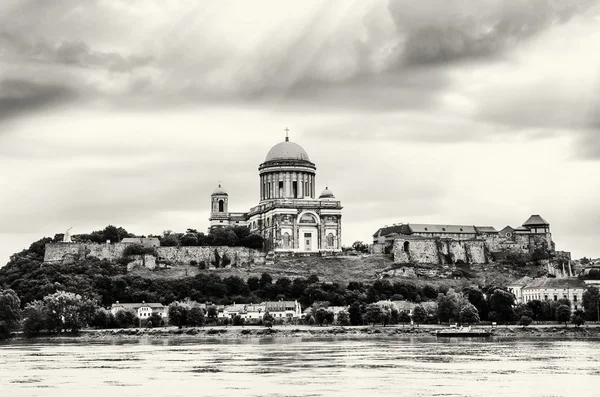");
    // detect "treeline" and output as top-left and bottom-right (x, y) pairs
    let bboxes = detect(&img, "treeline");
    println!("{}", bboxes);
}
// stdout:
(46, 225), (265, 250)
(159, 226), (264, 250)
